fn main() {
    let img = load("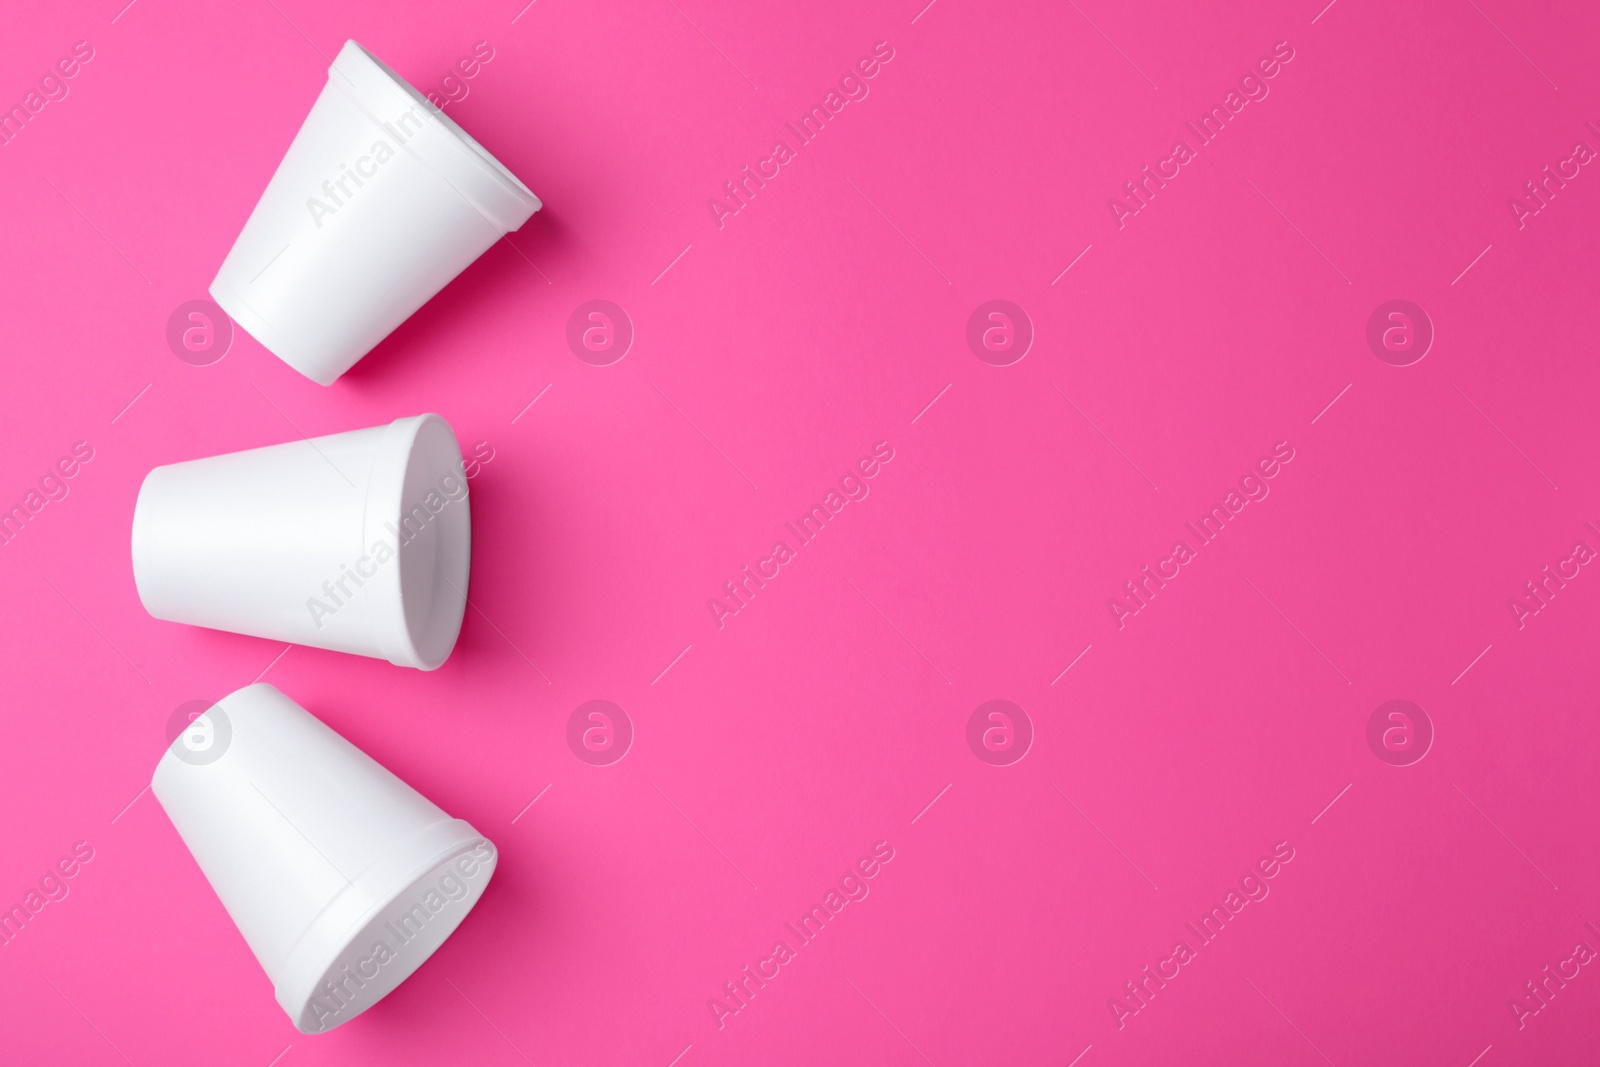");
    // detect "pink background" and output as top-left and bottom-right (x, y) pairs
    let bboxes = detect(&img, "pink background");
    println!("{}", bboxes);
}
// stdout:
(3, 0), (1599, 1063)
